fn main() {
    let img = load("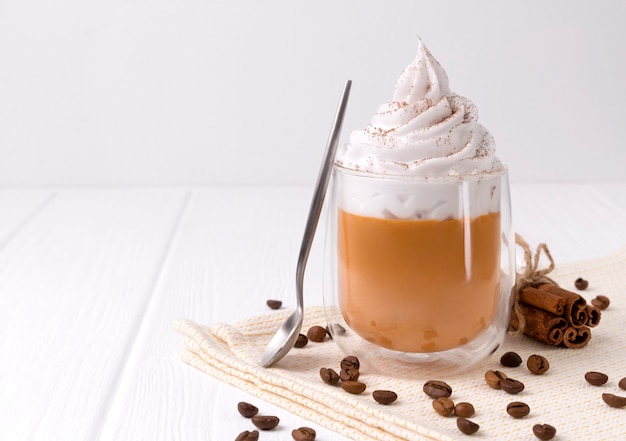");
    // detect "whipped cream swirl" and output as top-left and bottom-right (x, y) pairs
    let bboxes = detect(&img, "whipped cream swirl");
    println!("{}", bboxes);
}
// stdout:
(336, 39), (502, 176)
